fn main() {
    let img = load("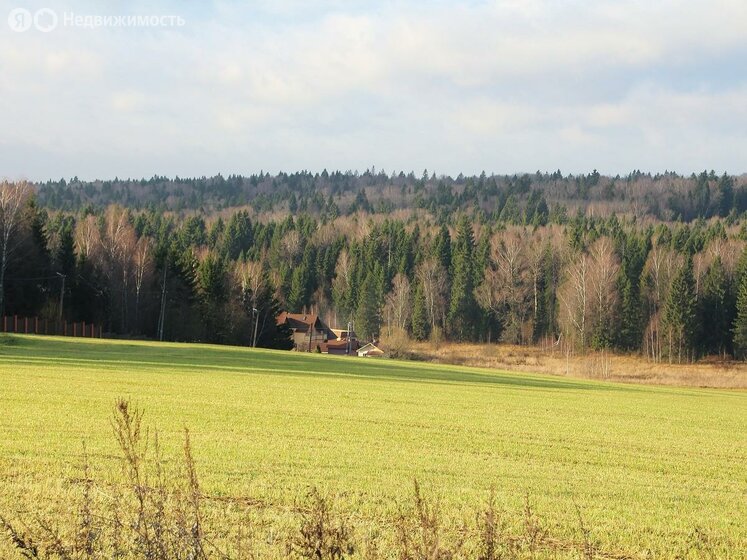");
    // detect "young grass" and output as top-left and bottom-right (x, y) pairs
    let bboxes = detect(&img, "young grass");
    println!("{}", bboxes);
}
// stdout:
(0, 335), (745, 558)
